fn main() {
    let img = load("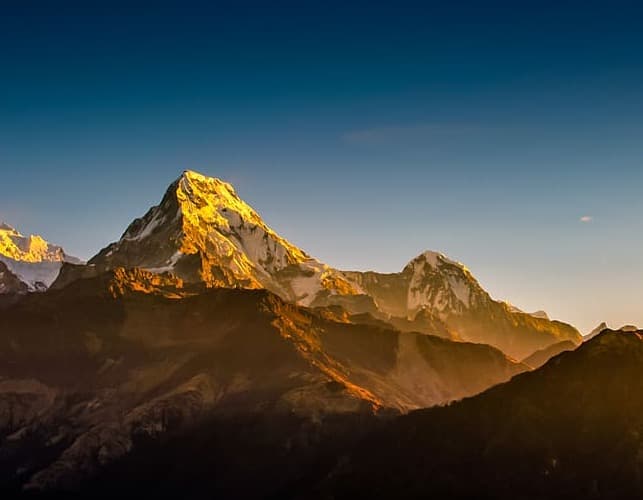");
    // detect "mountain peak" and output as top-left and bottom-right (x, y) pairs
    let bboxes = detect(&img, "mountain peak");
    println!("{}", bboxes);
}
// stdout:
(407, 250), (468, 272)
(400, 250), (484, 316)
(89, 170), (360, 304)
(584, 321), (609, 341)
(181, 168), (204, 179)
(178, 169), (238, 196)
(0, 222), (81, 293)
(0, 223), (65, 263)
(172, 170), (265, 232)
